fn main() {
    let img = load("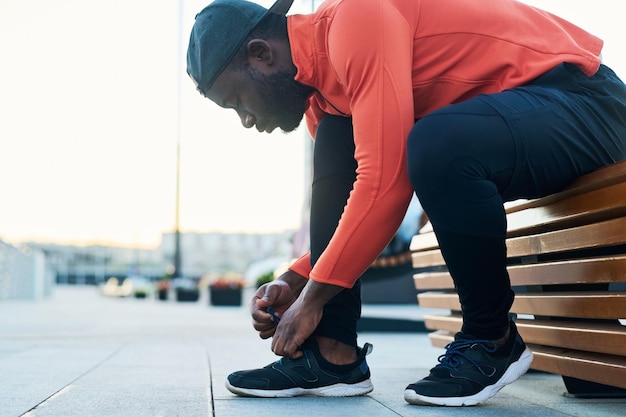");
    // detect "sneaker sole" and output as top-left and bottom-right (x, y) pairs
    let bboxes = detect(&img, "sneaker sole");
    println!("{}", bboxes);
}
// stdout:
(404, 347), (534, 406)
(226, 378), (373, 398)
